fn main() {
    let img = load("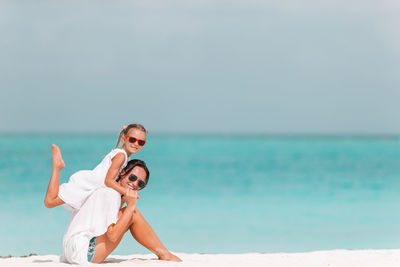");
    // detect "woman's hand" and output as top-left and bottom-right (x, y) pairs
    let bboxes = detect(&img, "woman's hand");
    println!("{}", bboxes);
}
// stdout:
(124, 188), (139, 209)
(106, 189), (139, 243)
